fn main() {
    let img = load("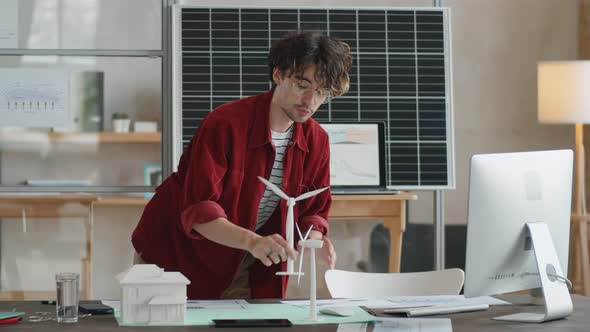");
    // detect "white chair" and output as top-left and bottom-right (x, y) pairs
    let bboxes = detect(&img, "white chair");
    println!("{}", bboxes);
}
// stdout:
(324, 268), (465, 298)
